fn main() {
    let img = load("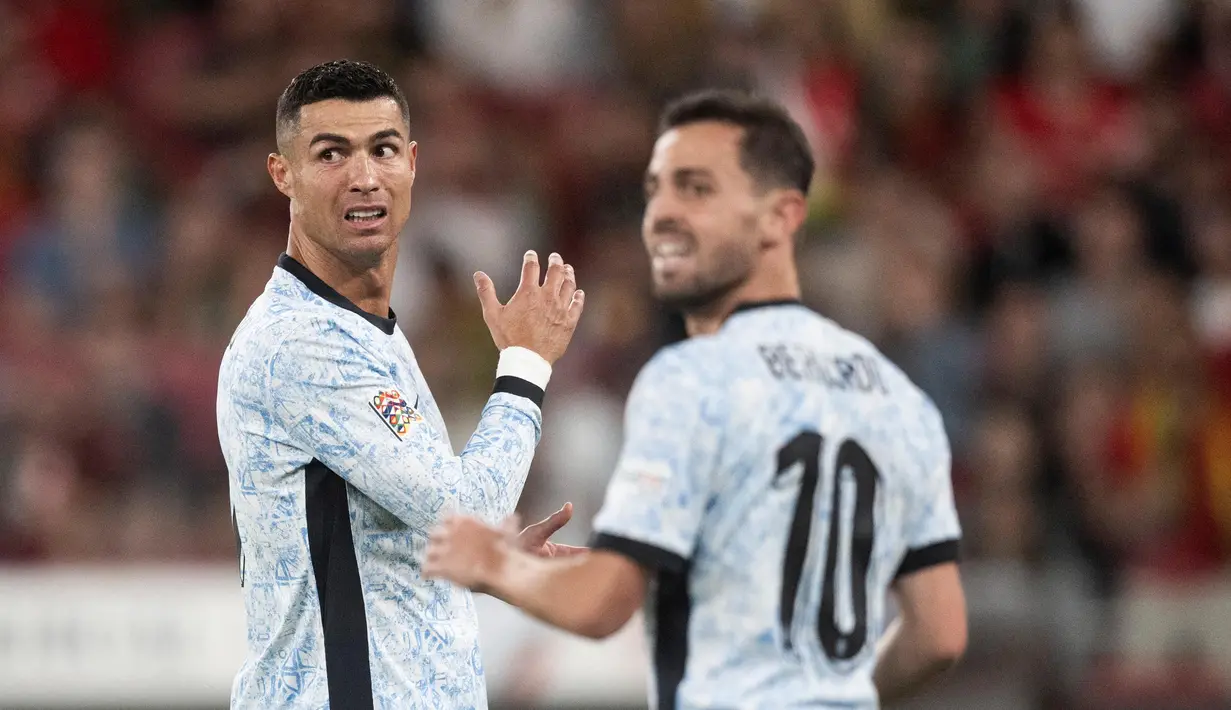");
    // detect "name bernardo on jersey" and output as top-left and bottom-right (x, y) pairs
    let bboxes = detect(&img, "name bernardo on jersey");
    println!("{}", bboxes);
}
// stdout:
(758, 342), (889, 394)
